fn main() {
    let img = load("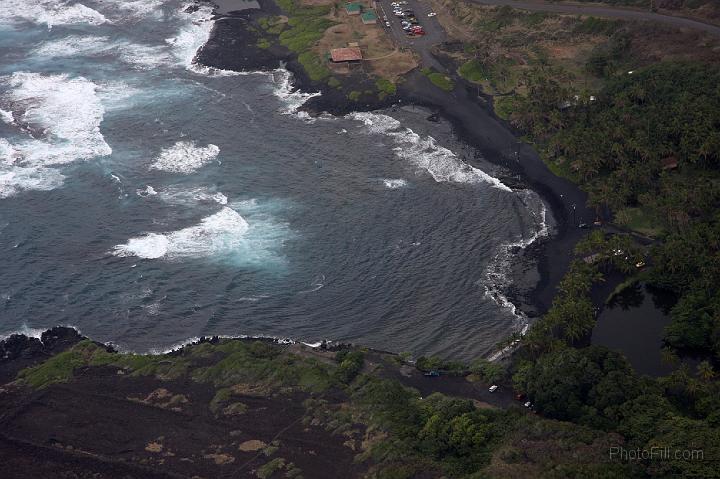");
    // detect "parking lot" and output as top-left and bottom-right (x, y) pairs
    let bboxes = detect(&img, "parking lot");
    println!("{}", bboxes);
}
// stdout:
(375, 0), (447, 70)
